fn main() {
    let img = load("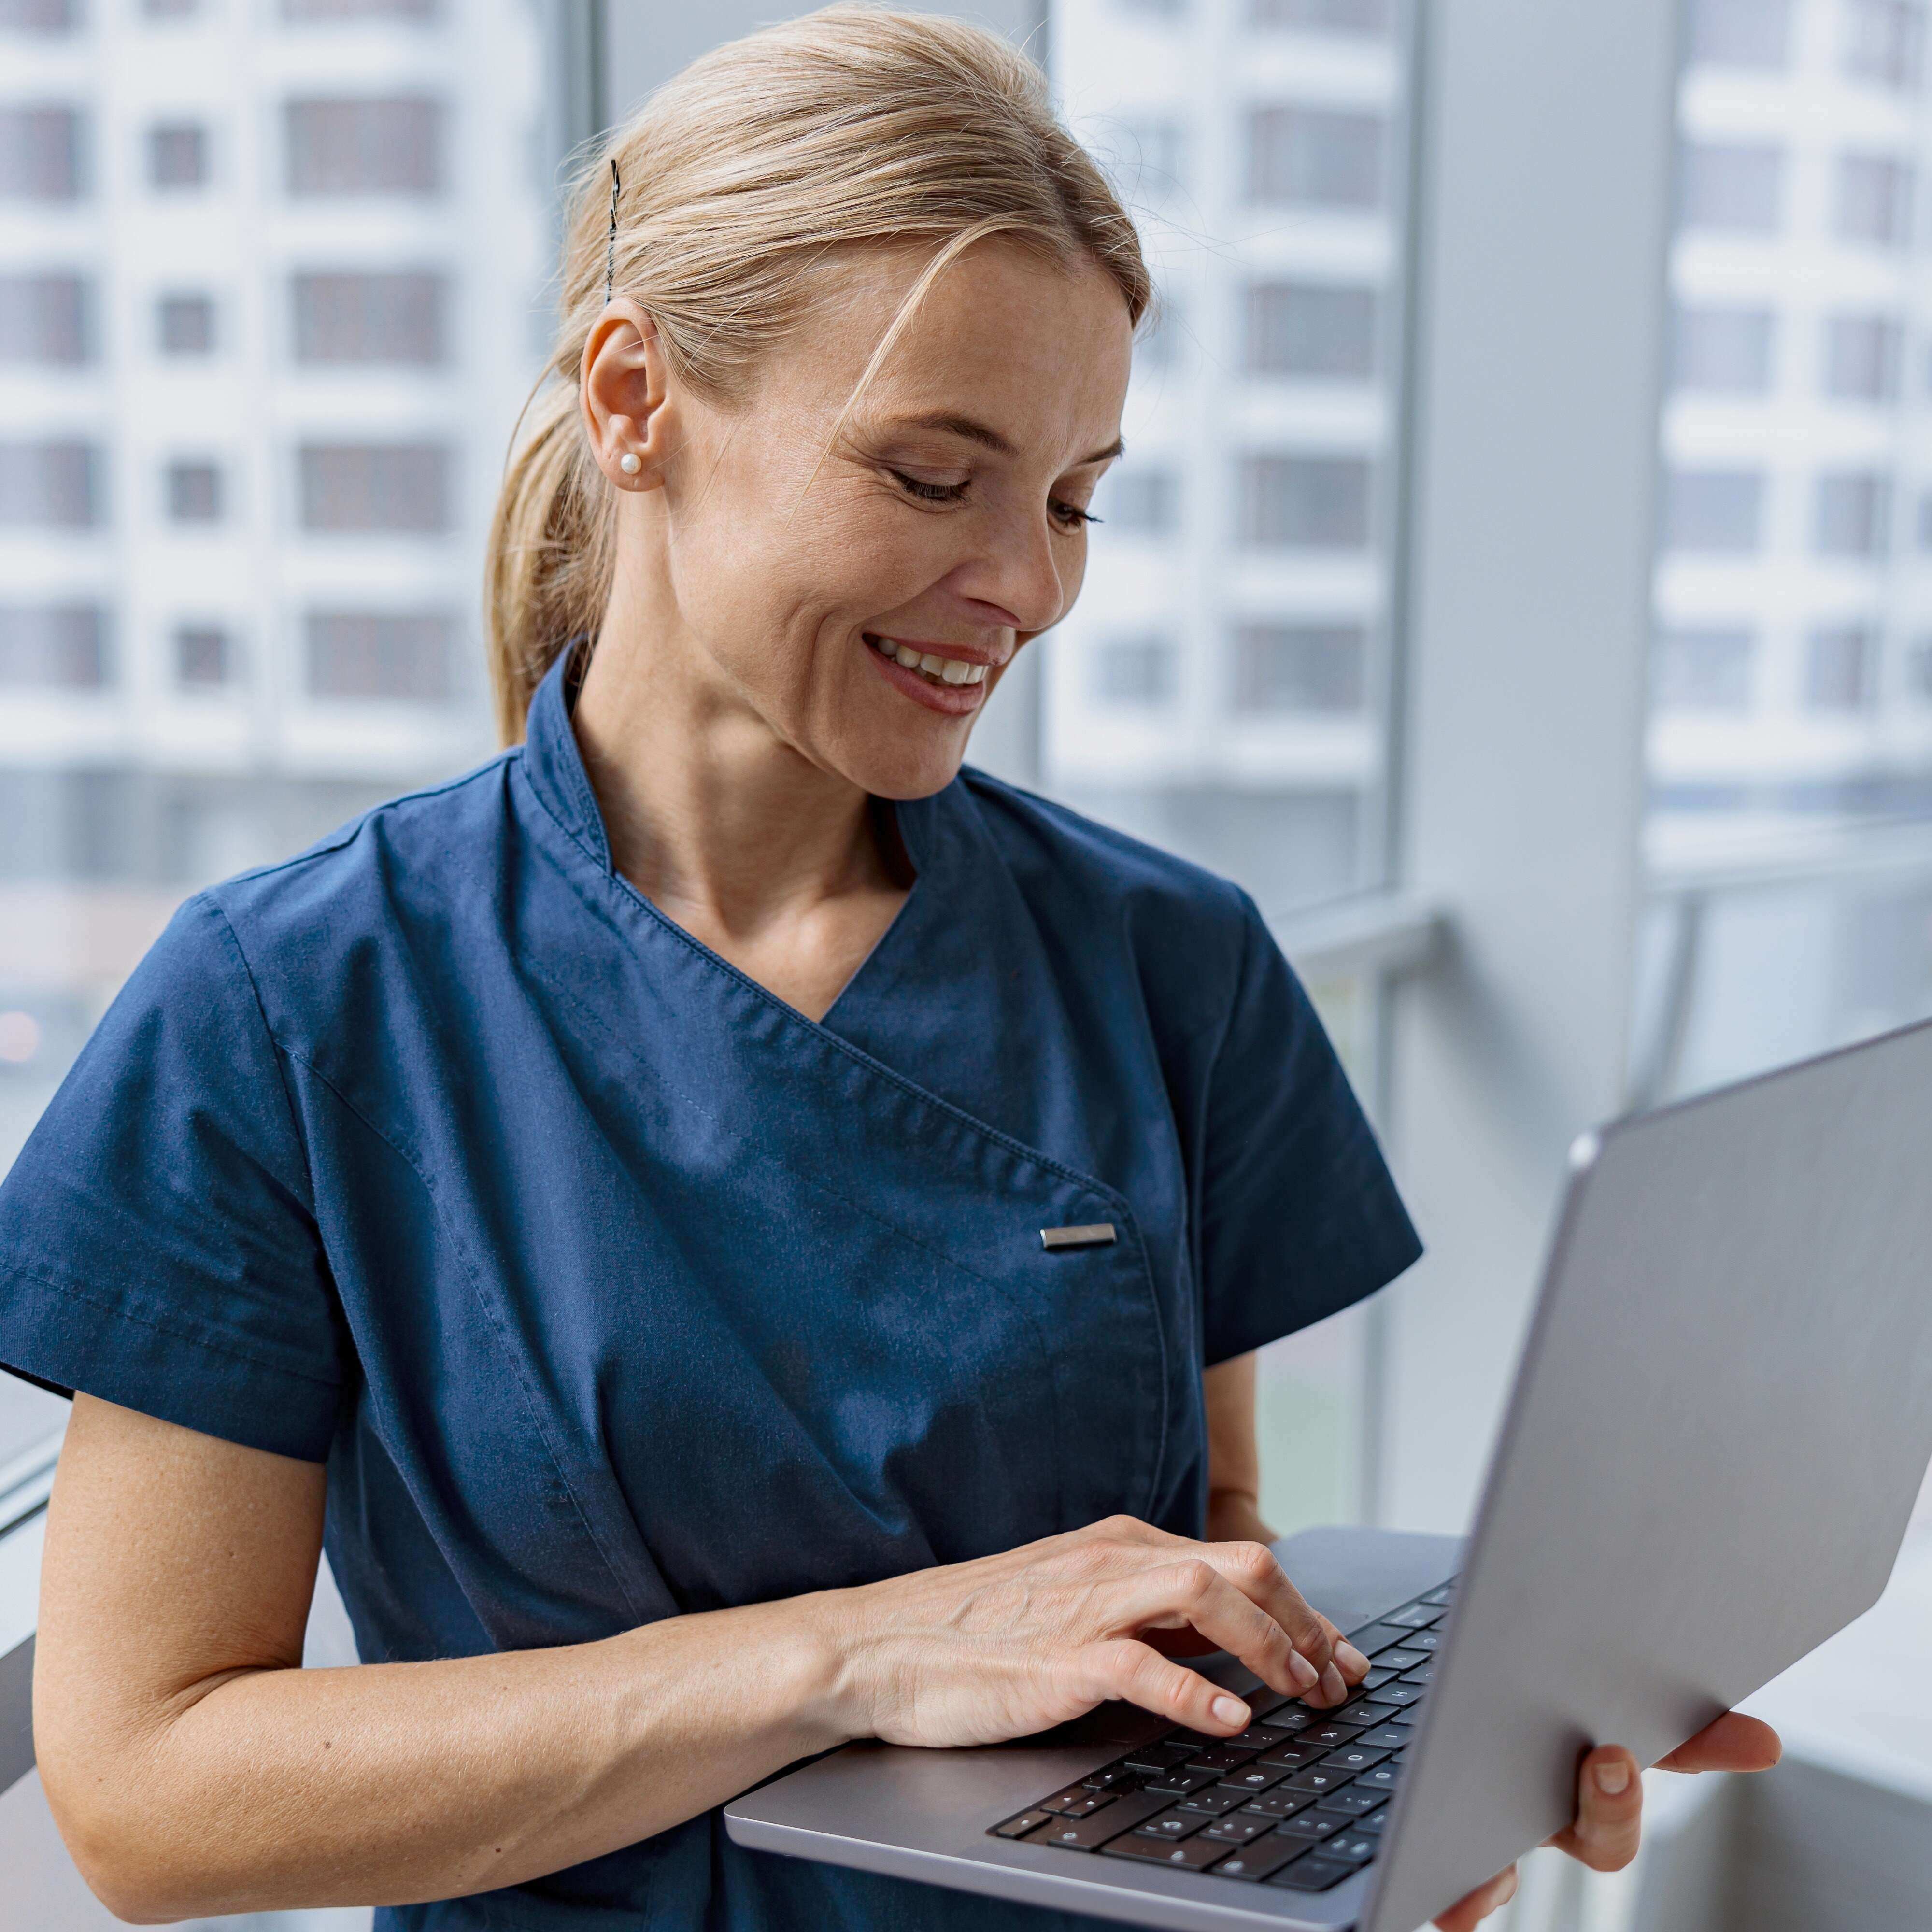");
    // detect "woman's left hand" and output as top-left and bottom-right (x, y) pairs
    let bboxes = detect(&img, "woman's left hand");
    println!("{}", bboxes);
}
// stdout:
(1432, 1713), (1783, 1930)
